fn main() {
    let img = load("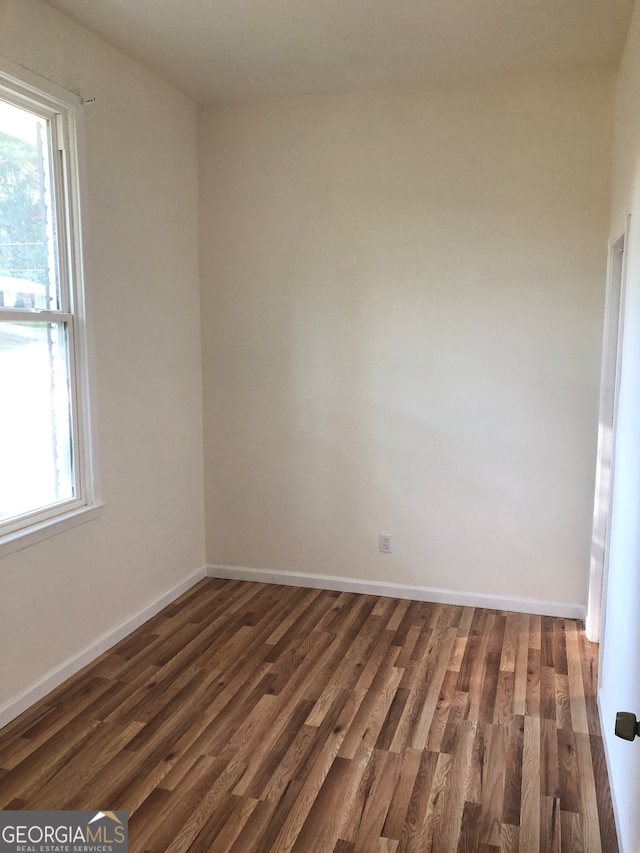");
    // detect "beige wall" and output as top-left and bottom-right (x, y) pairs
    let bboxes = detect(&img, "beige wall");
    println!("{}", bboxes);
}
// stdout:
(0, 0), (205, 710)
(598, 2), (640, 850)
(199, 70), (614, 607)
